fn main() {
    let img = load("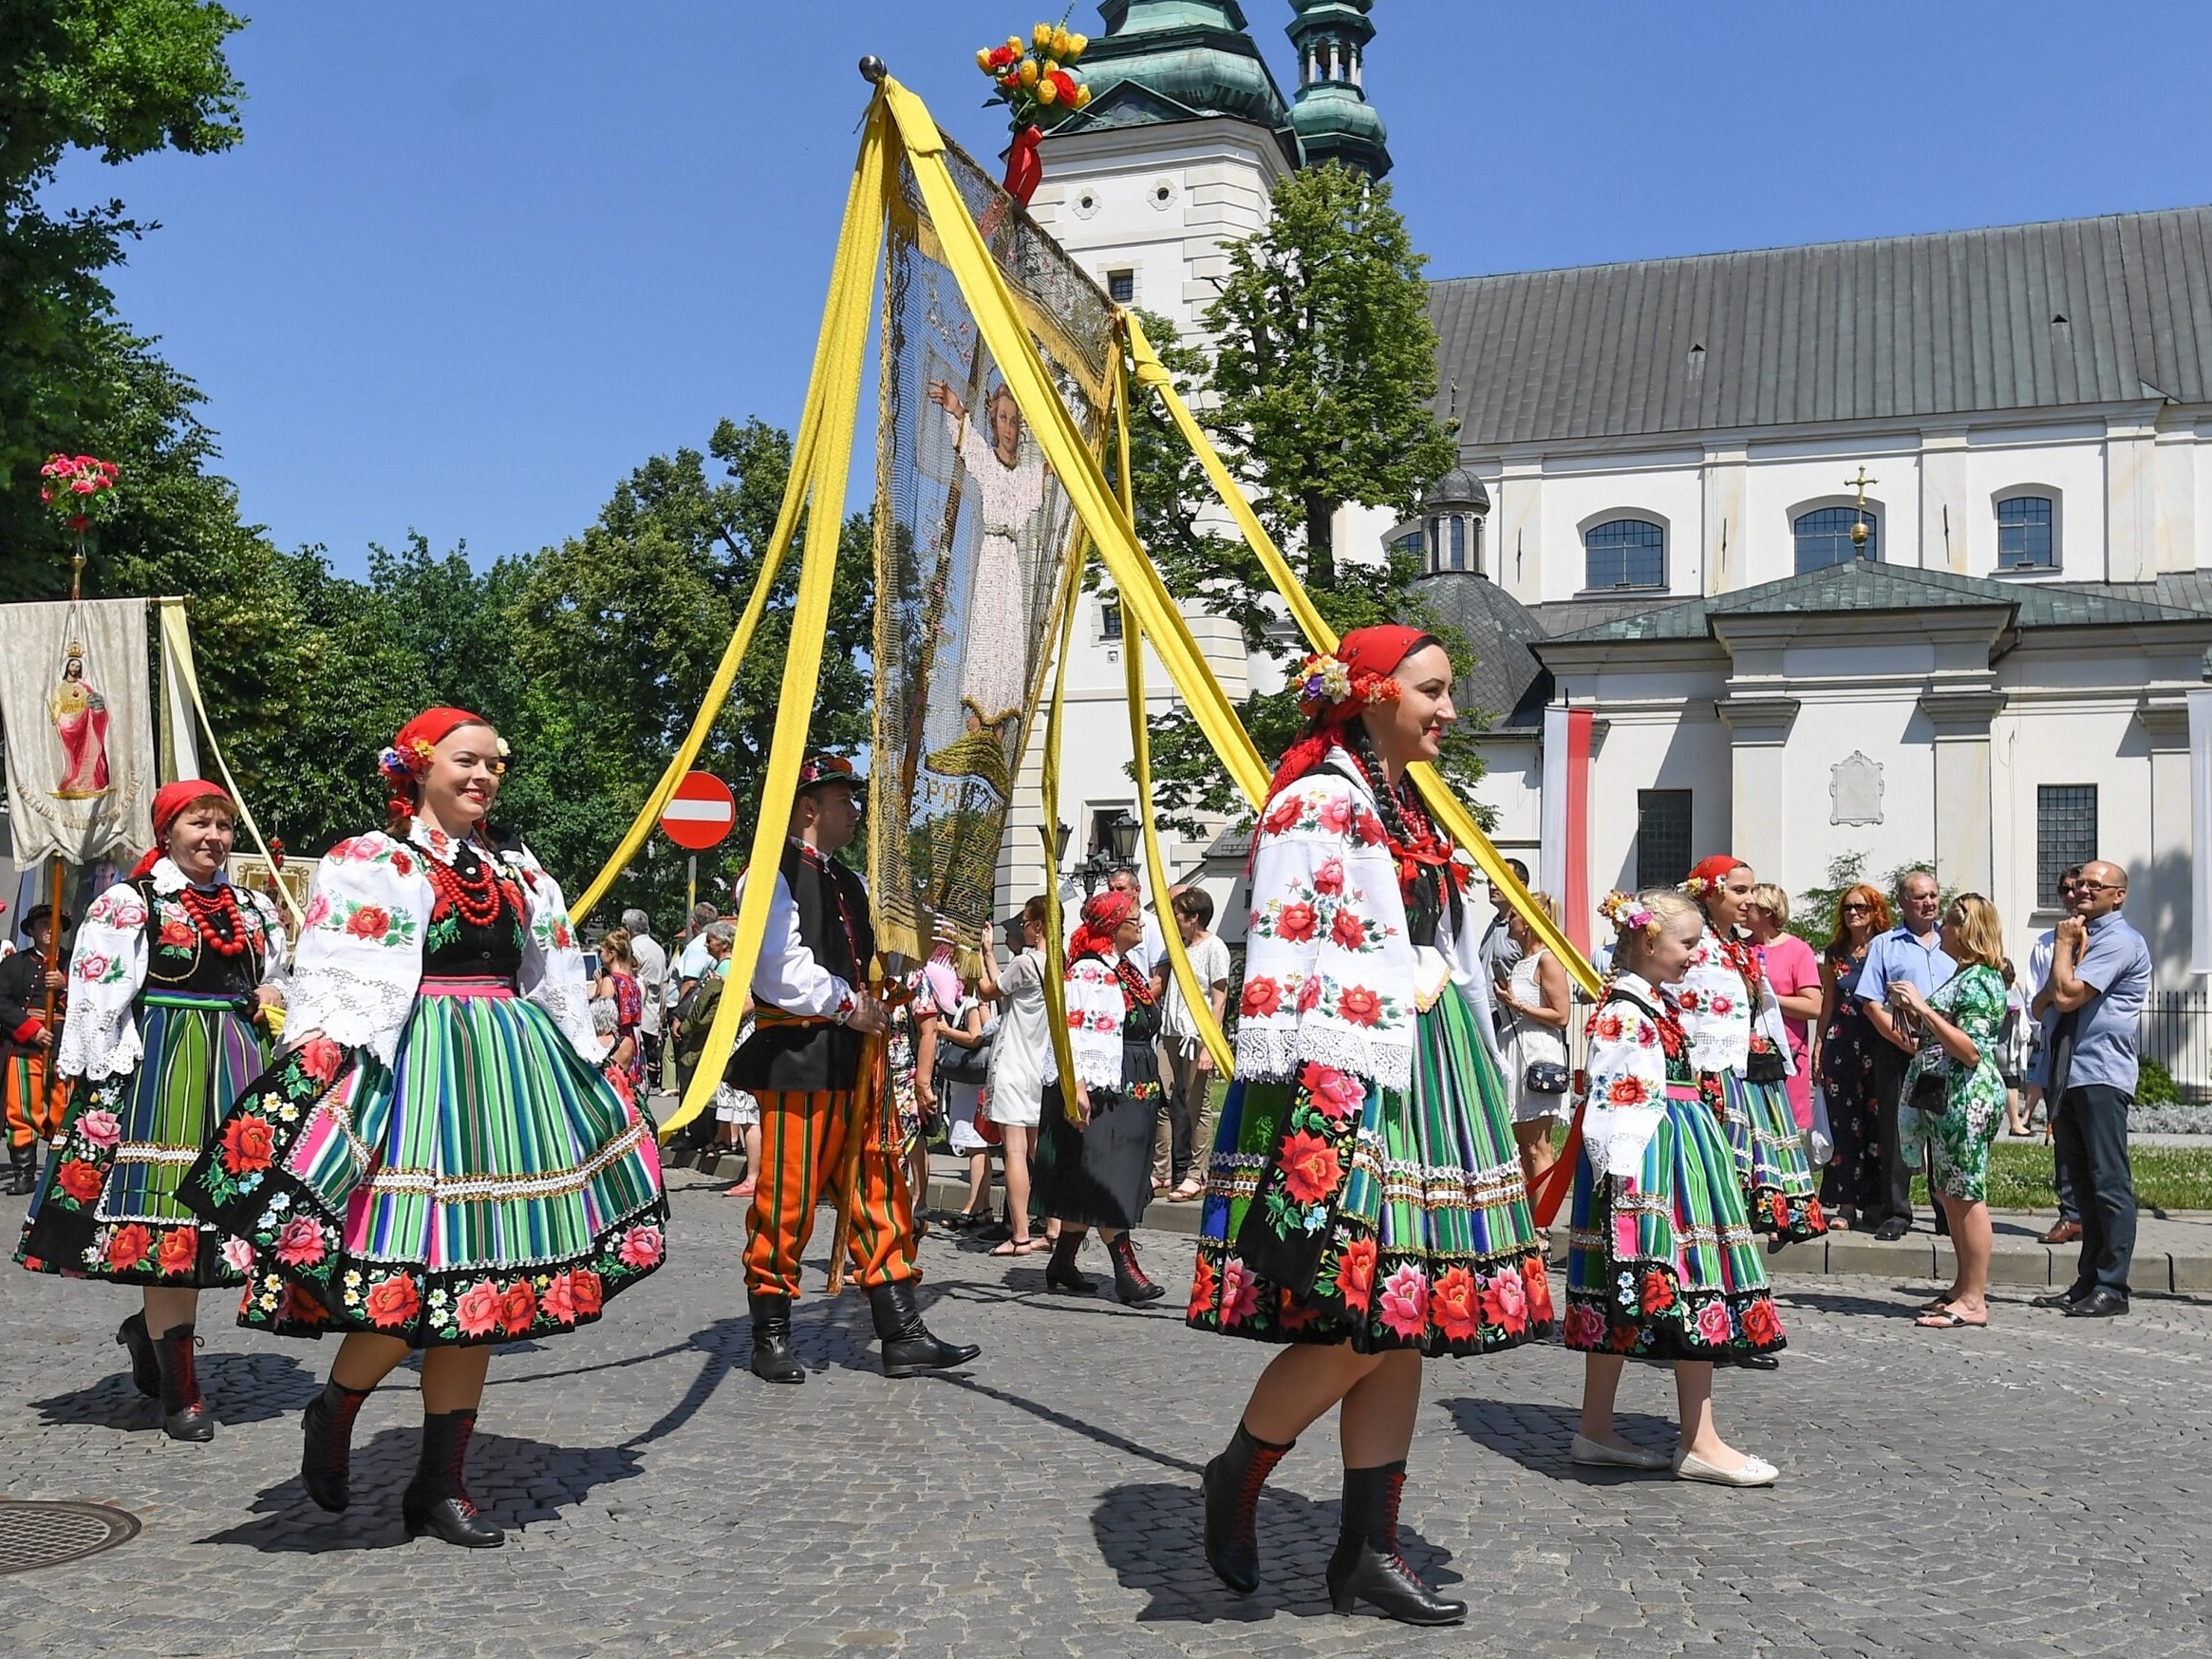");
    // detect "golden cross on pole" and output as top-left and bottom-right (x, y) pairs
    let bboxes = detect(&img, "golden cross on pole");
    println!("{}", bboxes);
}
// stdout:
(1845, 465), (1877, 555)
